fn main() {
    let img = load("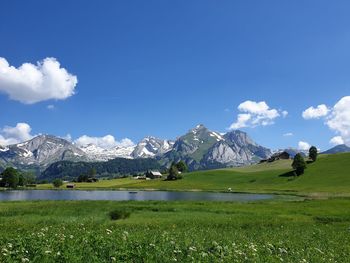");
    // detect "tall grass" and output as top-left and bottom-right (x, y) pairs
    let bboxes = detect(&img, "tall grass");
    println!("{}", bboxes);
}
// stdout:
(0, 199), (349, 262)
